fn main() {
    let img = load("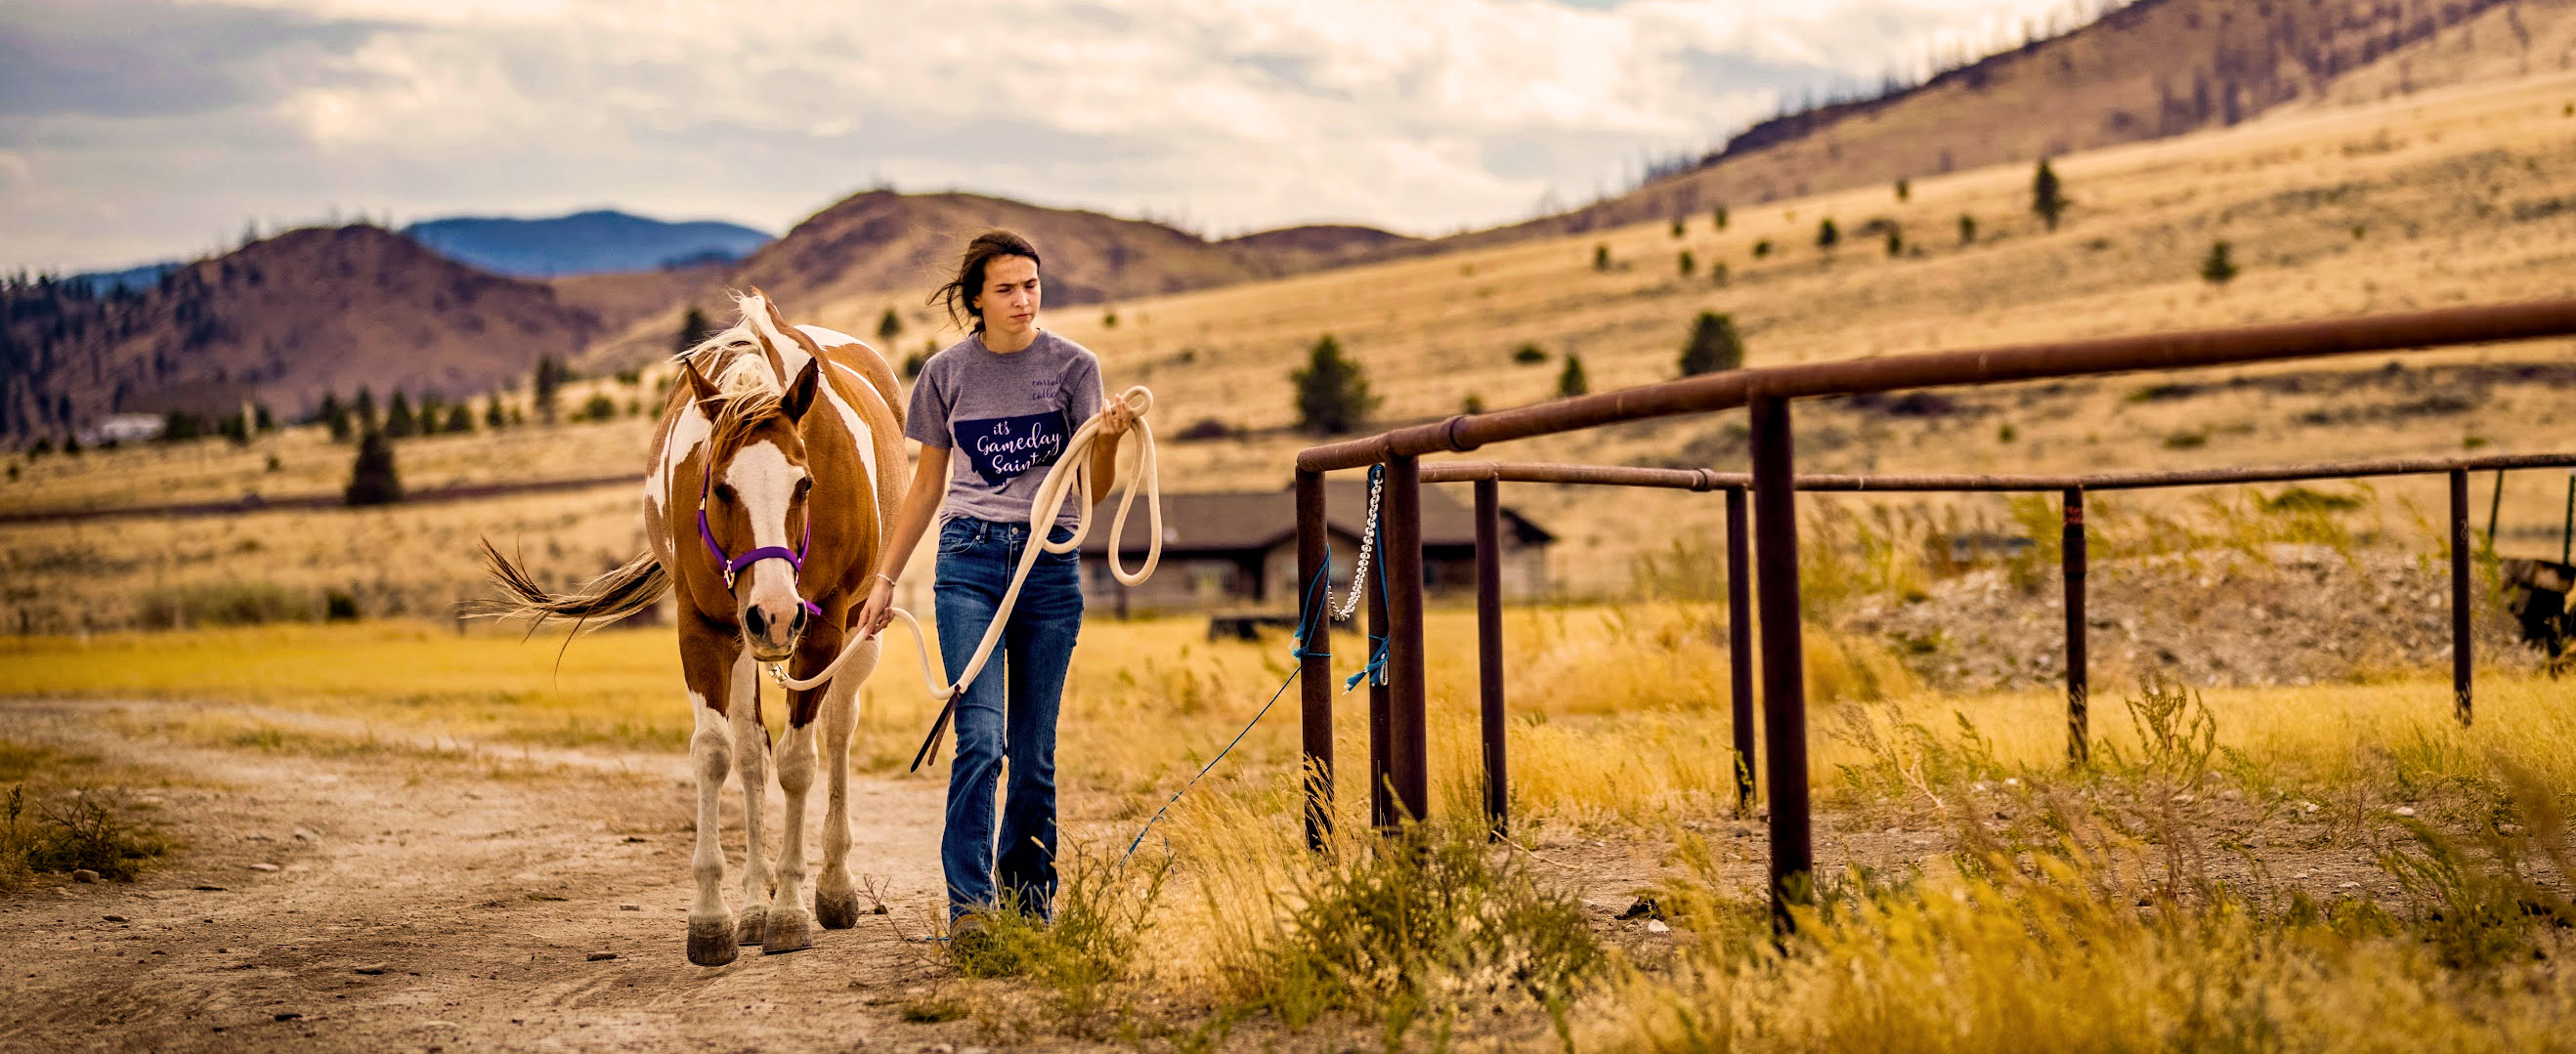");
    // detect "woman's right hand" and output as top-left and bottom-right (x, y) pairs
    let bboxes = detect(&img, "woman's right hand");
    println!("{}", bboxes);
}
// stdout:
(856, 577), (896, 639)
